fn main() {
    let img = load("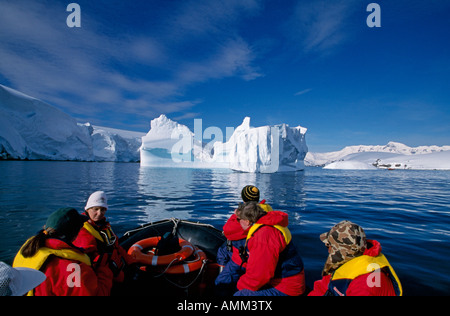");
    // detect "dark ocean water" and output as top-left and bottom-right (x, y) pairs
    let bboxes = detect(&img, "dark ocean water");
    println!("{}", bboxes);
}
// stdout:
(1, 161), (449, 295)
